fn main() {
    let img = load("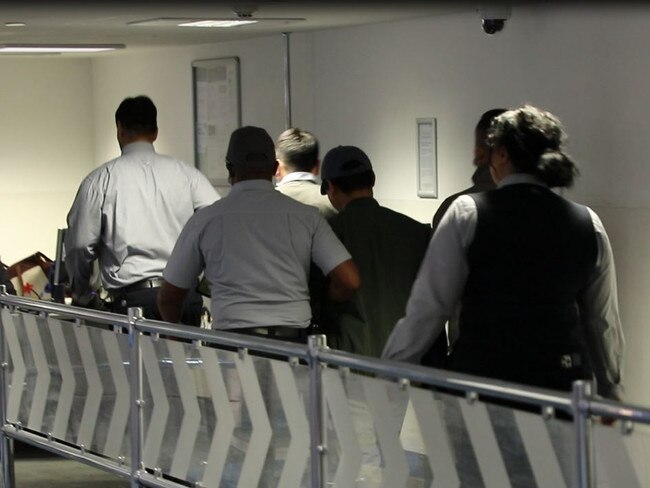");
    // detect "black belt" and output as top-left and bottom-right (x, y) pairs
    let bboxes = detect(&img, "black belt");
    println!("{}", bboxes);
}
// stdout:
(239, 326), (306, 341)
(112, 277), (164, 297)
